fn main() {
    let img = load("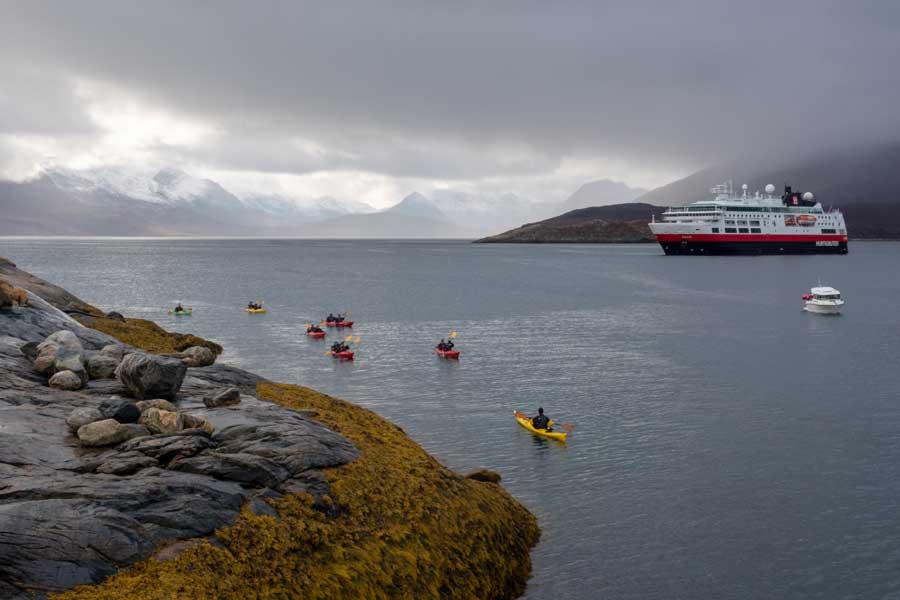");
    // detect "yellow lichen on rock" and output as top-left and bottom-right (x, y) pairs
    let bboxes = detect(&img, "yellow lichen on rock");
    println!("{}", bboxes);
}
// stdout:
(78, 315), (223, 356)
(53, 382), (540, 600)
